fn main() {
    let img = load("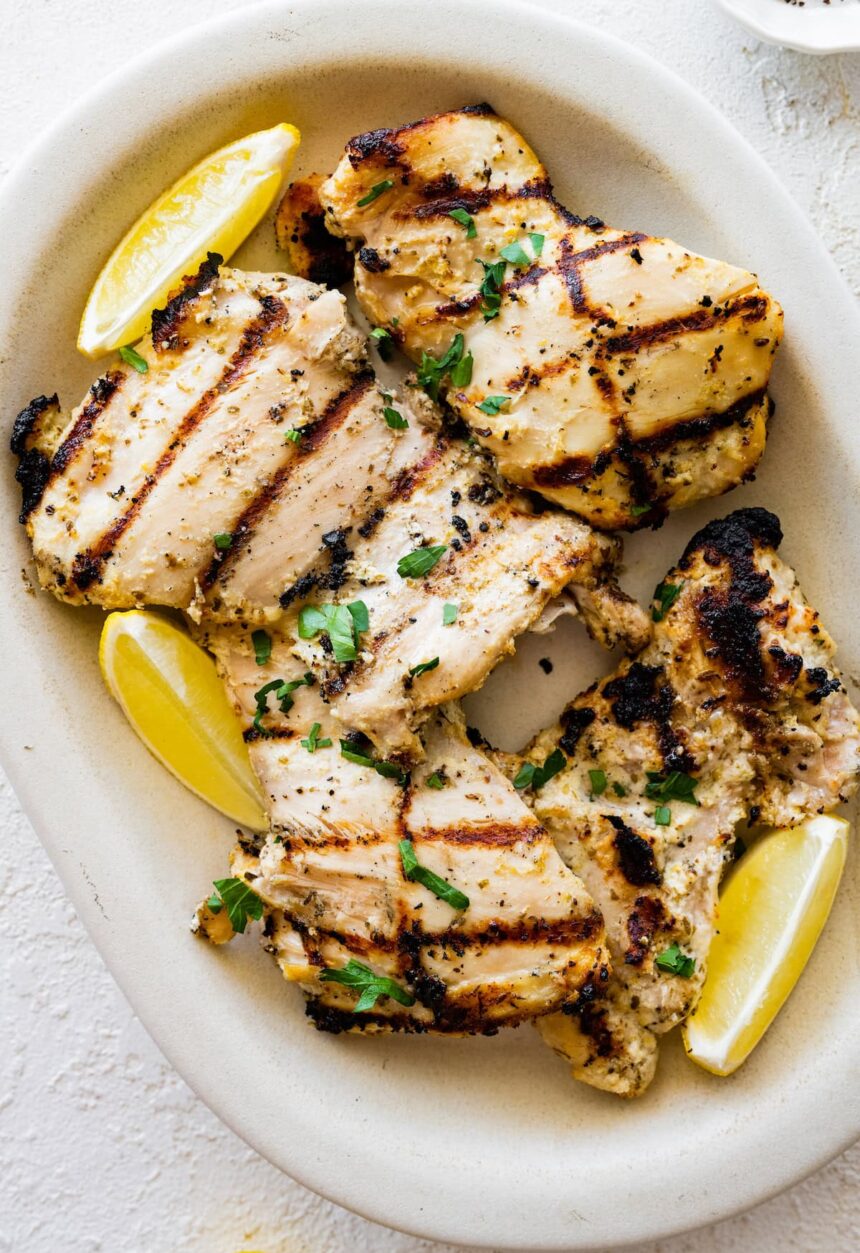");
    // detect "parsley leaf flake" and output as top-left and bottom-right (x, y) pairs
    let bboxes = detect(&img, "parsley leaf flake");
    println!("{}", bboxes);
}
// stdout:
(210, 878), (264, 934)
(300, 722), (332, 753)
(399, 838), (469, 910)
(320, 958), (415, 1011)
(119, 344), (148, 373)
(409, 657), (439, 678)
(370, 326), (394, 361)
(500, 241), (530, 267)
(645, 770), (700, 806)
(513, 748), (566, 791)
(652, 581), (683, 622)
(383, 405), (408, 429)
(588, 769), (608, 797)
(251, 629), (272, 667)
(397, 545), (447, 579)
(417, 333), (473, 399)
(655, 943), (696, 978)
(448, 208), (477, 238)
(478, 258), (506, 321)
(476, 395), (510, 416)
(357, 179), (394, 207)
